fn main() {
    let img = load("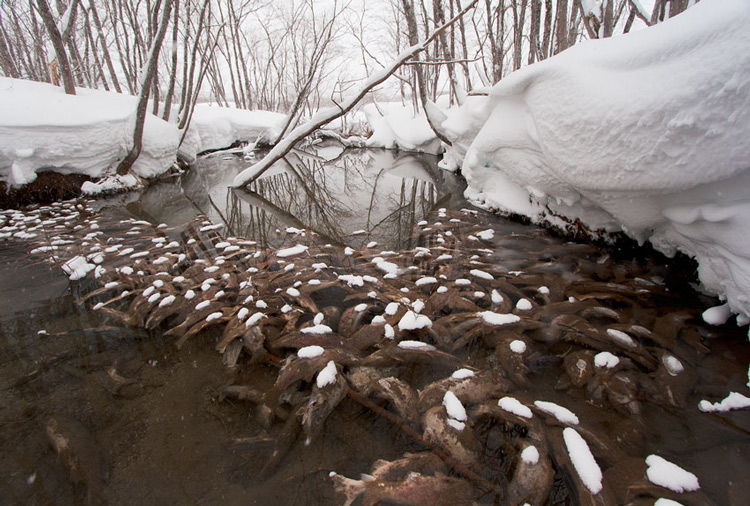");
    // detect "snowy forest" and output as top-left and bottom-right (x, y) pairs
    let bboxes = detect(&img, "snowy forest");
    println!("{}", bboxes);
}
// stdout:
(2, 1), (750, 505)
